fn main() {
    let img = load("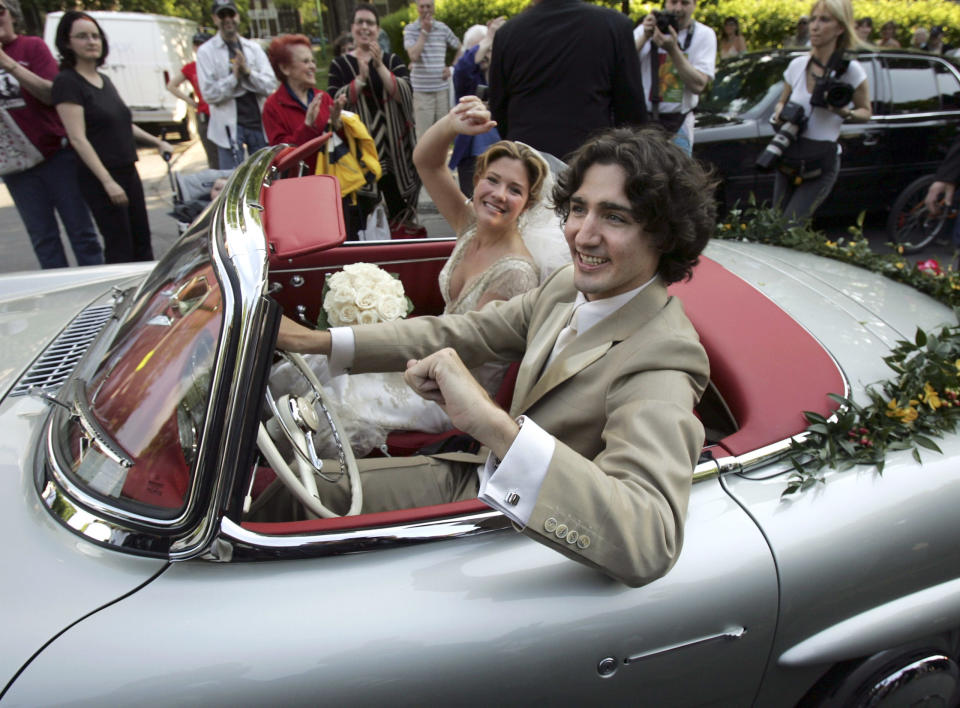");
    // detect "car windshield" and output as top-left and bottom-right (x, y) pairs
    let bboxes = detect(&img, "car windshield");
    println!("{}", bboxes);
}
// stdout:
(699, 53), (793, 118)
(58, 229), (224, 517)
